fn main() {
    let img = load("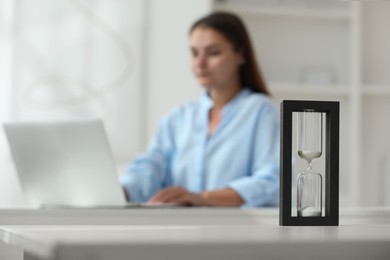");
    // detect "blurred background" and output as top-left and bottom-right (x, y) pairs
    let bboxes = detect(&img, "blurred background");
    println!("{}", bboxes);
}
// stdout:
(0, 0), (389, 207)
